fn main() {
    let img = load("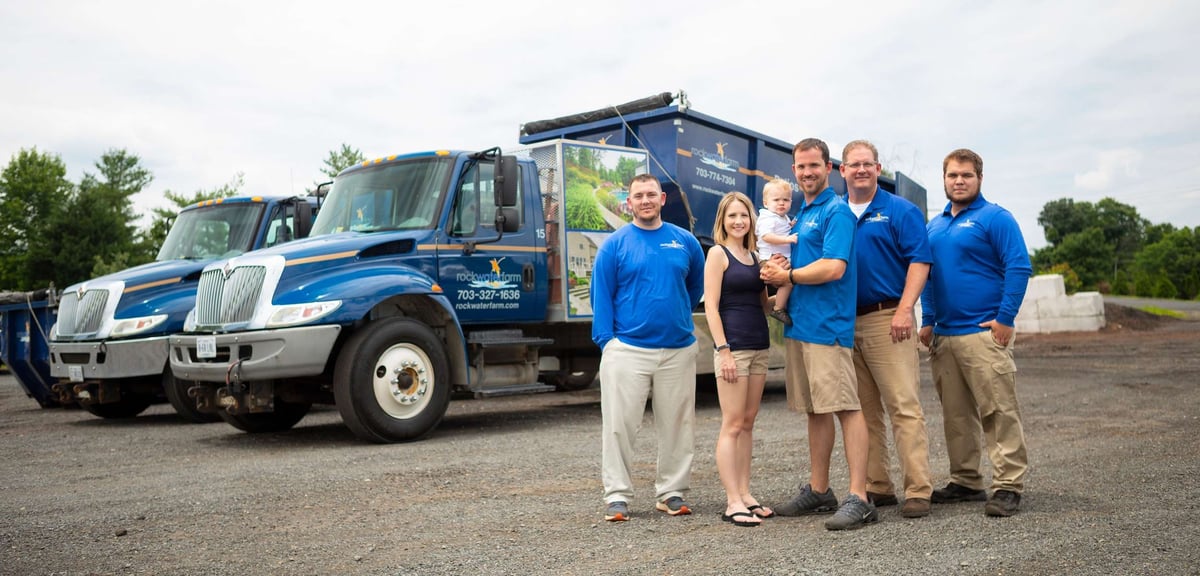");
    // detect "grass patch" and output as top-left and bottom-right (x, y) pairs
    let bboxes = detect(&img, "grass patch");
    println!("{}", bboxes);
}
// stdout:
(1137, 306), (1186, 319)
